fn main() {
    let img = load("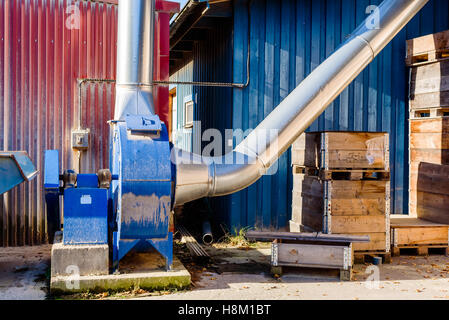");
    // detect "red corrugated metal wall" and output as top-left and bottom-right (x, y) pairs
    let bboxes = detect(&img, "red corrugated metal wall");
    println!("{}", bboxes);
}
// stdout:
(0, 0), (118, 246)
(0, 0), (177, 246)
